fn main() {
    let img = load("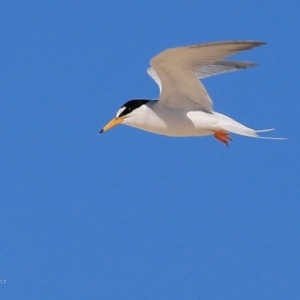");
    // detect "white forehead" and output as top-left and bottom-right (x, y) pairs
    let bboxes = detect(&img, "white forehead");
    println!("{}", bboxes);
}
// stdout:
(116, 107), (126, 118)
